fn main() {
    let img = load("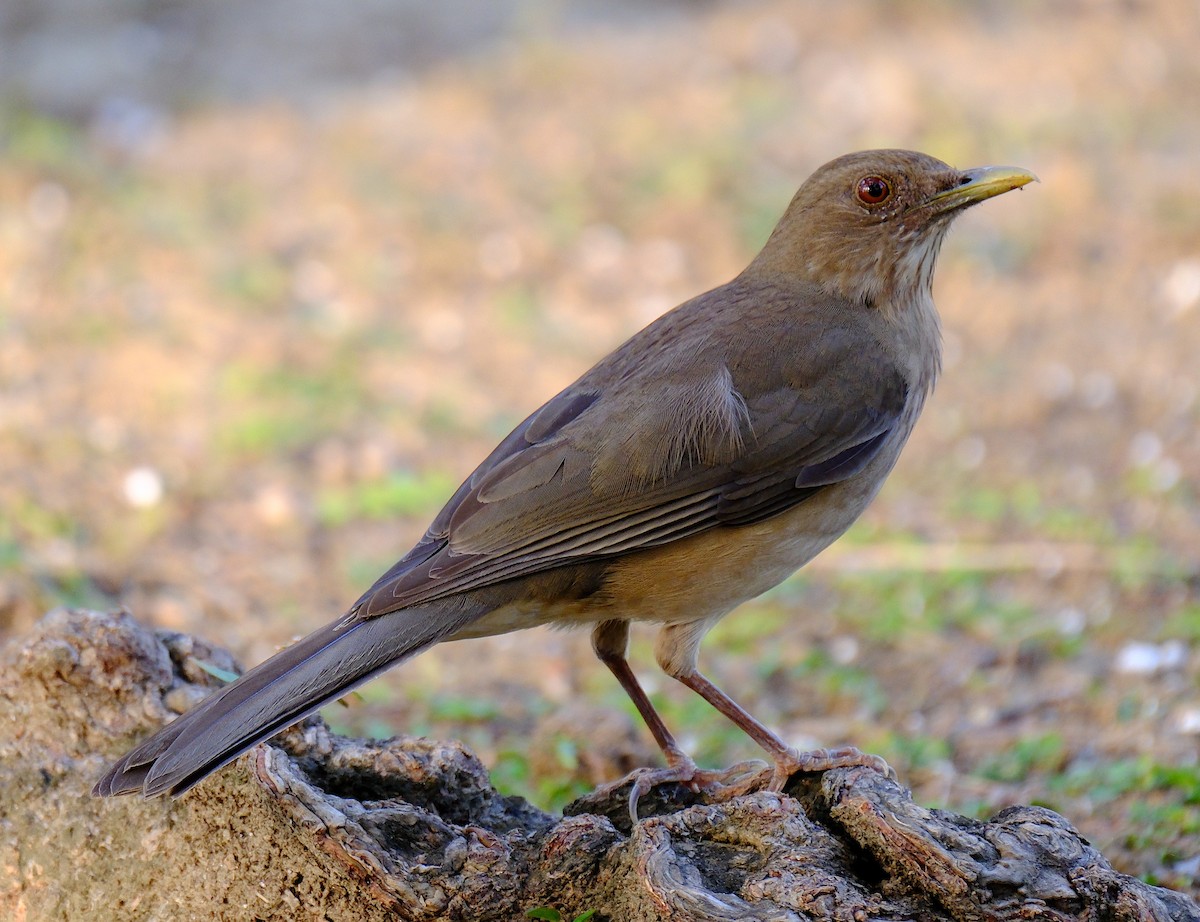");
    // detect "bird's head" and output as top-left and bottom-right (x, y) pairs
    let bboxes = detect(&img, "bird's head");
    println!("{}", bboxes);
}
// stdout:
(750, 149), (1036, 310)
